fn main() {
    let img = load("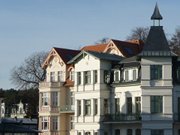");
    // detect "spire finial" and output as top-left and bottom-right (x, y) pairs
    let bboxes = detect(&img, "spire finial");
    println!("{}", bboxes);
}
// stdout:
(151, 3), (163, 26)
